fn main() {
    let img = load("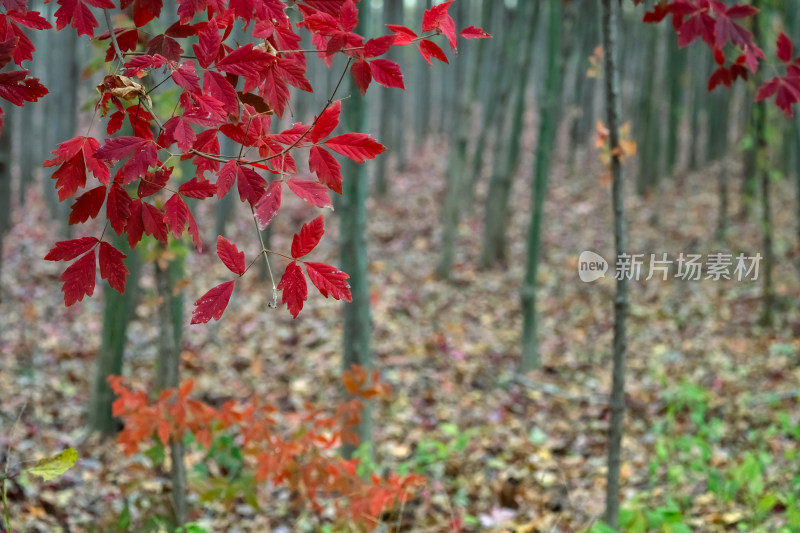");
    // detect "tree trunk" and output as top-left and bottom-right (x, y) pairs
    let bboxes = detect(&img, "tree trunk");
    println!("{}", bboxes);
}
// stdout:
(519, 0), (561, 372)
(0, 103), (11, 278)
(750, 8), (773, 325)
(664, 35), (686, 178)
(479, 0), (539, 269)
(435, 2), (471, 280)
(155, 252), (187, 526)
(600, 0), (629, 527)
(339, 0), (373, 460)
(89, 236), (142, 435)
(374, 0), (404, 197)
(635, 27), (660, 195)
(413, 0), (432, 146)
(465, 2), (507, 203)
